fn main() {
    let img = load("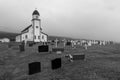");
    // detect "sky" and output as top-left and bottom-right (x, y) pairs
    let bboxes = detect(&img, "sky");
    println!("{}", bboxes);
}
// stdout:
(0, 0), (120, 42)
